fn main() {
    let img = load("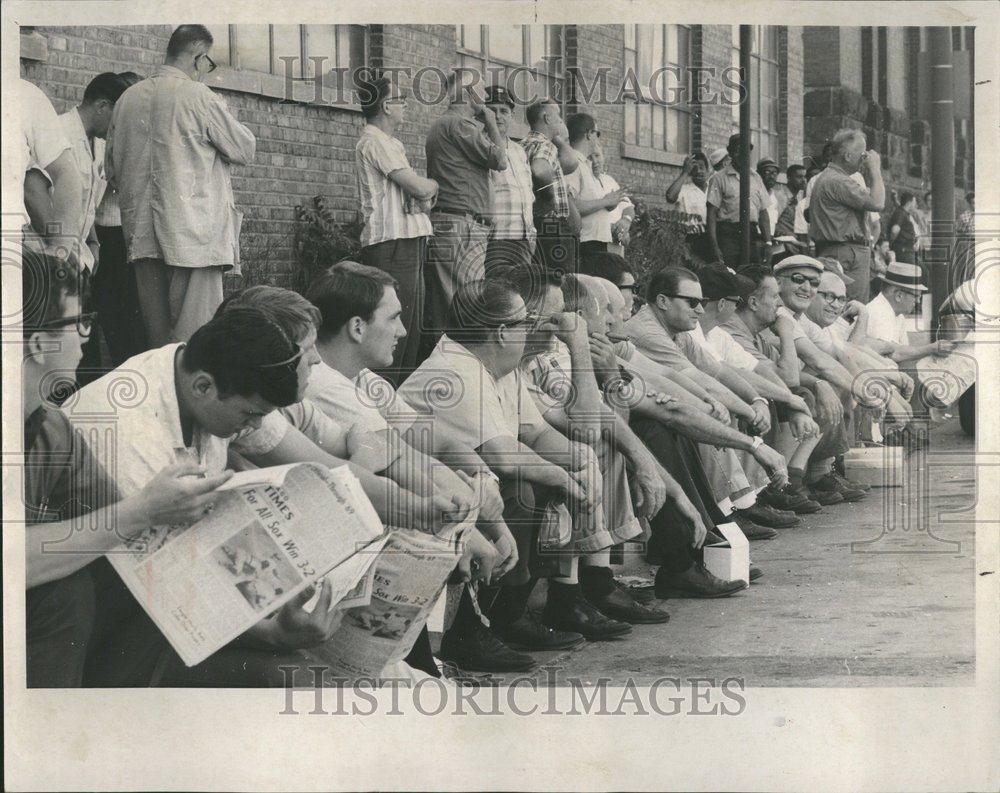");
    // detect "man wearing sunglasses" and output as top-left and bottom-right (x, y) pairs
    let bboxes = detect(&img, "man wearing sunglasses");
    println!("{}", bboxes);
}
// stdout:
(106, 25), (256, 349)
